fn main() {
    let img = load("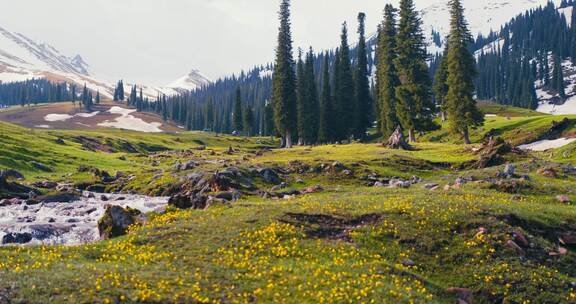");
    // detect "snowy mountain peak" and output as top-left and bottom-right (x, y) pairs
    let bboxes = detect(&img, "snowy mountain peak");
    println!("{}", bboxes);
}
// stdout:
(71, 55), (90, 76)
(168, 69), (211, 91)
